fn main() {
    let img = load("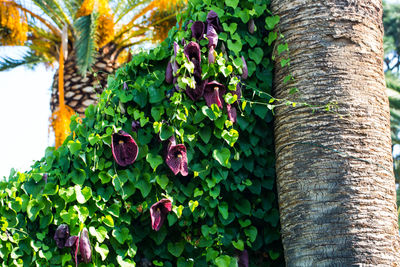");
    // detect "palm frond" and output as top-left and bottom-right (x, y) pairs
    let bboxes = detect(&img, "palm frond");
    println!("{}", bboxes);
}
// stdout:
(32, 0), (66, 29)
(63, 0), (81, 20)
(0, 52), (45, 71)
(112, 0), (150, 24)
(74, 13), (97, 75)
